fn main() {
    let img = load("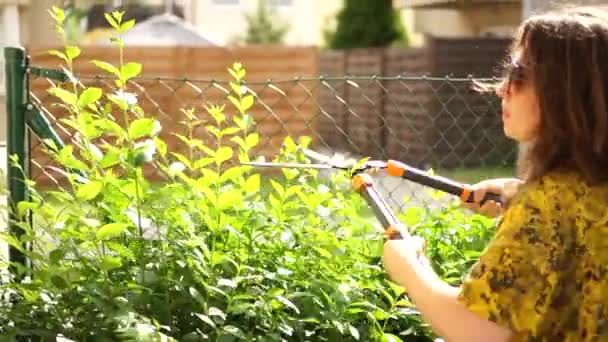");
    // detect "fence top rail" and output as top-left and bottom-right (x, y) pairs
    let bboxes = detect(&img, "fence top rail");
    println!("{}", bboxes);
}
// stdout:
(26, 65), (503, 84)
